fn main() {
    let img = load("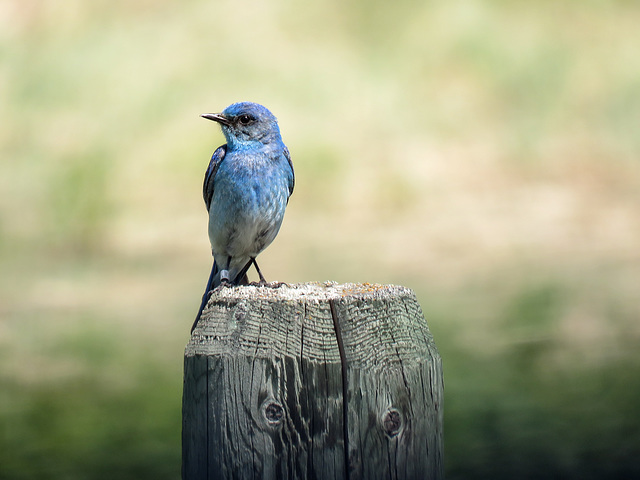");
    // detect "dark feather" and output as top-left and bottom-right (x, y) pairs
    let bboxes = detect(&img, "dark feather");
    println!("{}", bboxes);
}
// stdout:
(284, 146), (295, 200)
(203, 145), (227, 211)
